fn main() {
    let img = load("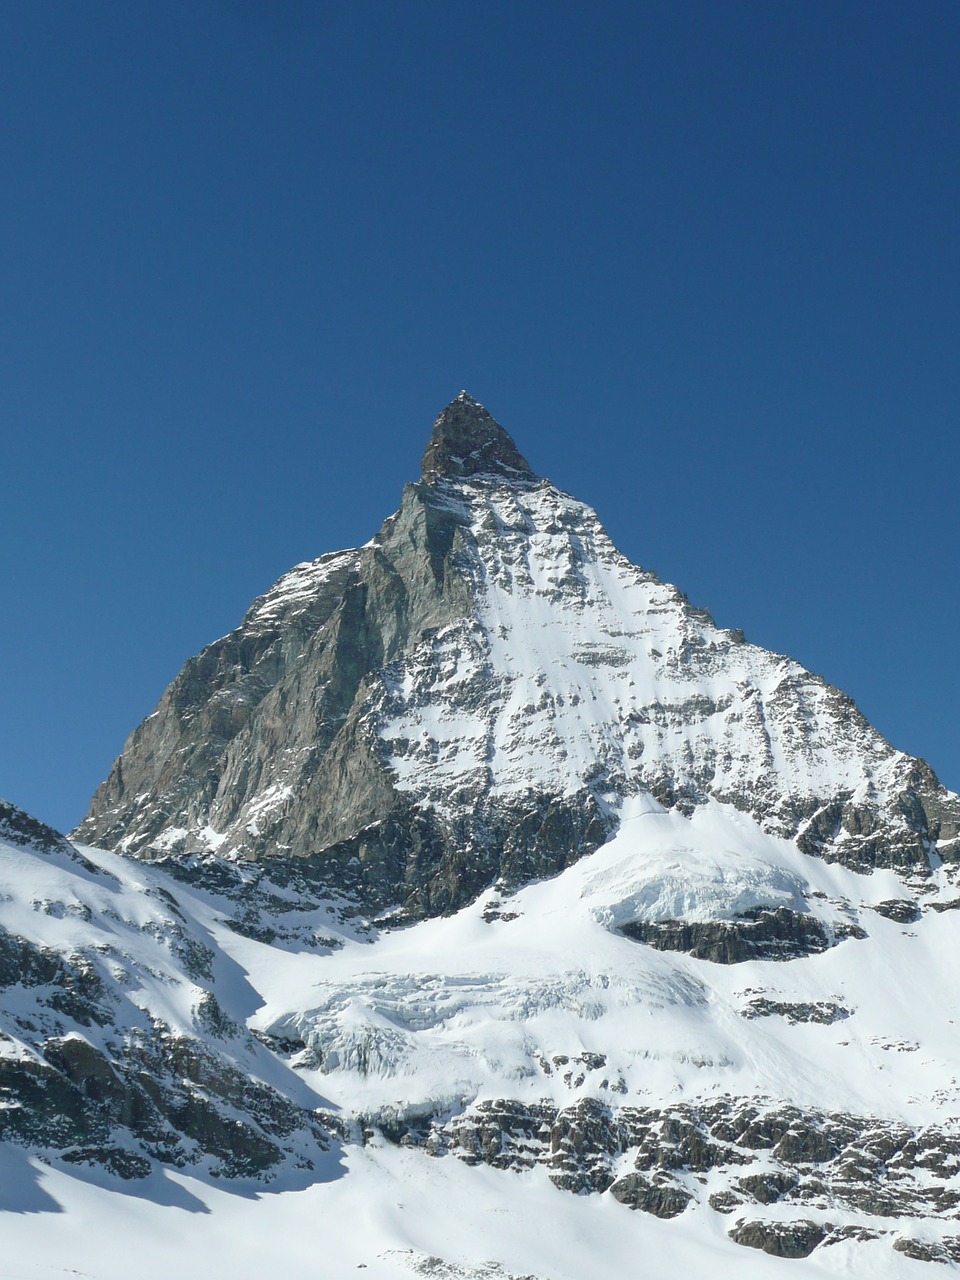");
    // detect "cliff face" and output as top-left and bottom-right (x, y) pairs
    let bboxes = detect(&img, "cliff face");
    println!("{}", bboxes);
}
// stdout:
(74, 393), (960, 917)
